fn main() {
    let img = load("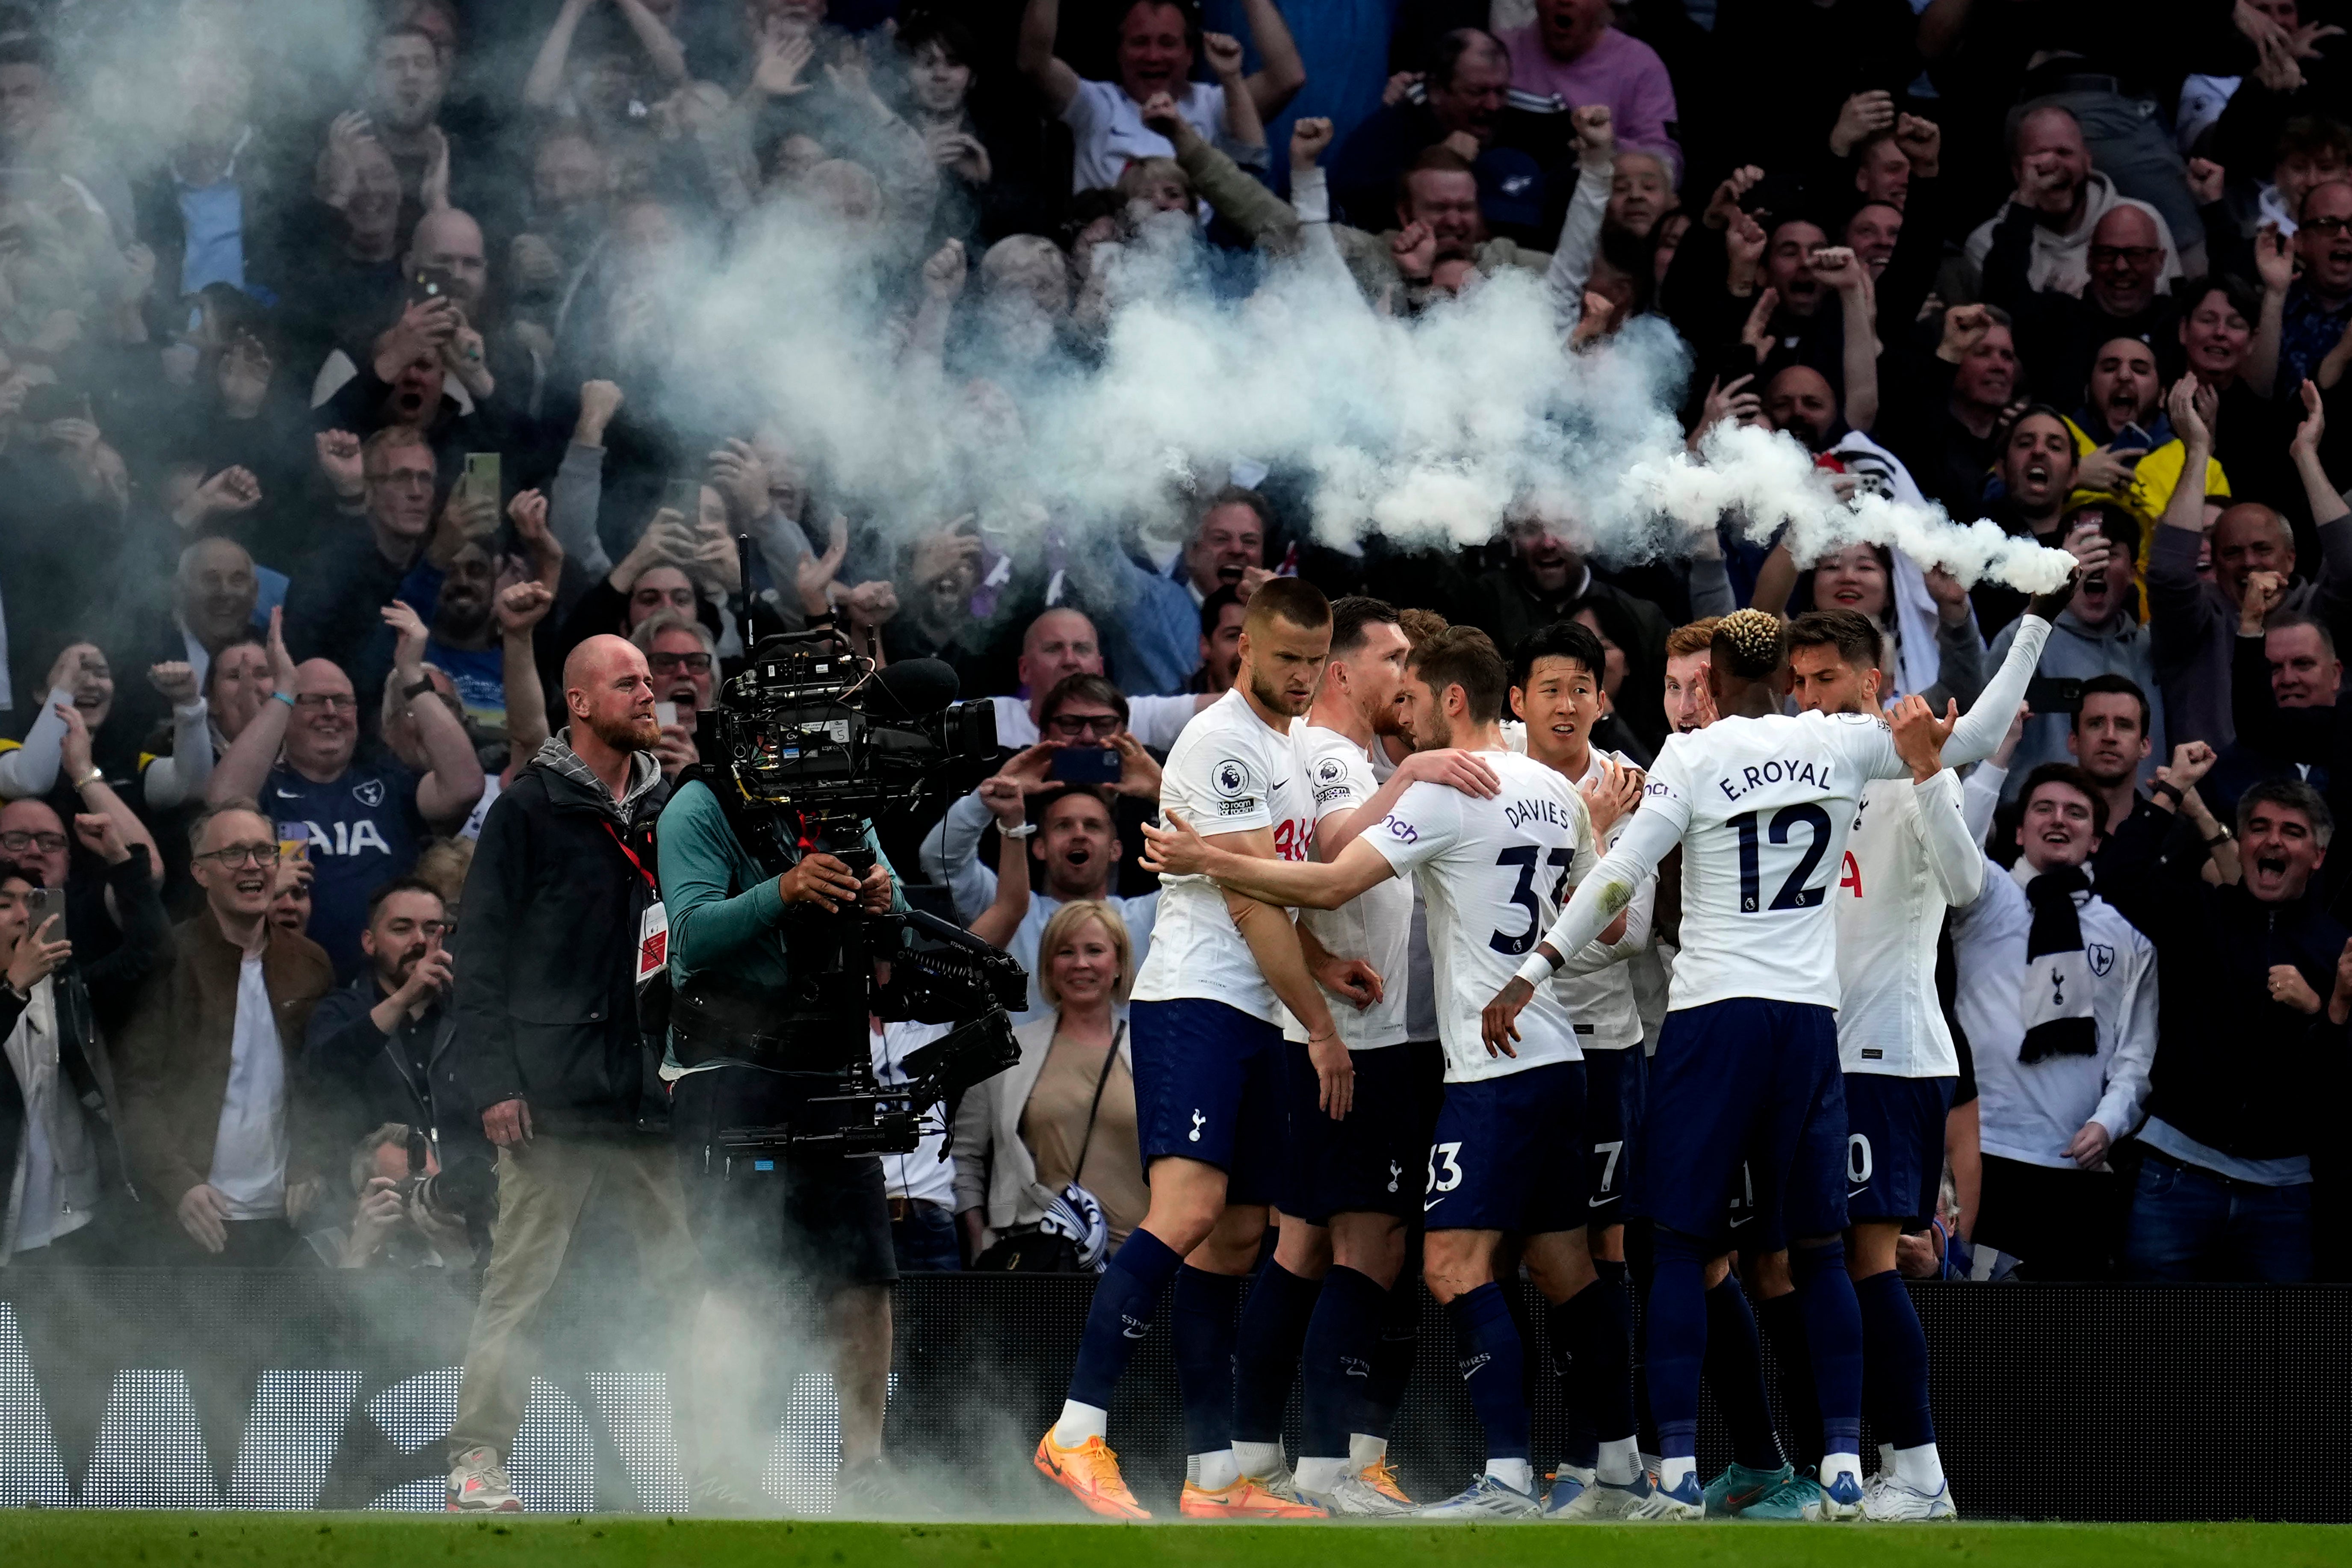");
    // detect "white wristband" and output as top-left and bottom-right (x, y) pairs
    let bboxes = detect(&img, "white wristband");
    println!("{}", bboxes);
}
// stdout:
(1001, 821), (1037, 840)
(1513, 951), (1555, 989)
